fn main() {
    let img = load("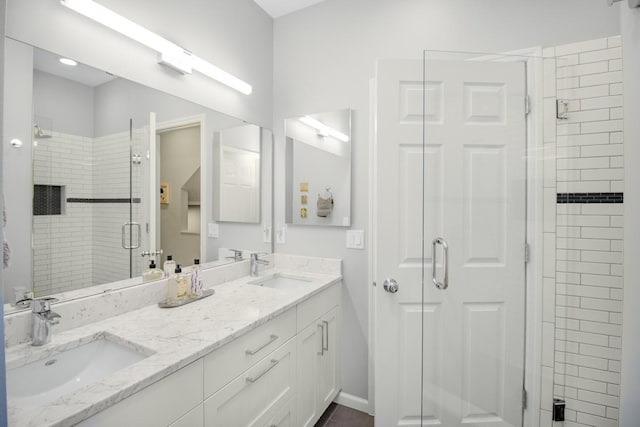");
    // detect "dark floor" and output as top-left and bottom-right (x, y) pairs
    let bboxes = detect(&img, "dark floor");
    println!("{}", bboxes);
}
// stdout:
(314, 403), (374, 427)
